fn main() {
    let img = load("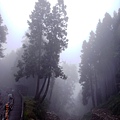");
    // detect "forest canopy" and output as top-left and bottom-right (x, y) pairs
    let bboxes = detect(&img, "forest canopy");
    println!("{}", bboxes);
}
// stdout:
(79, 9), (120, 107)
